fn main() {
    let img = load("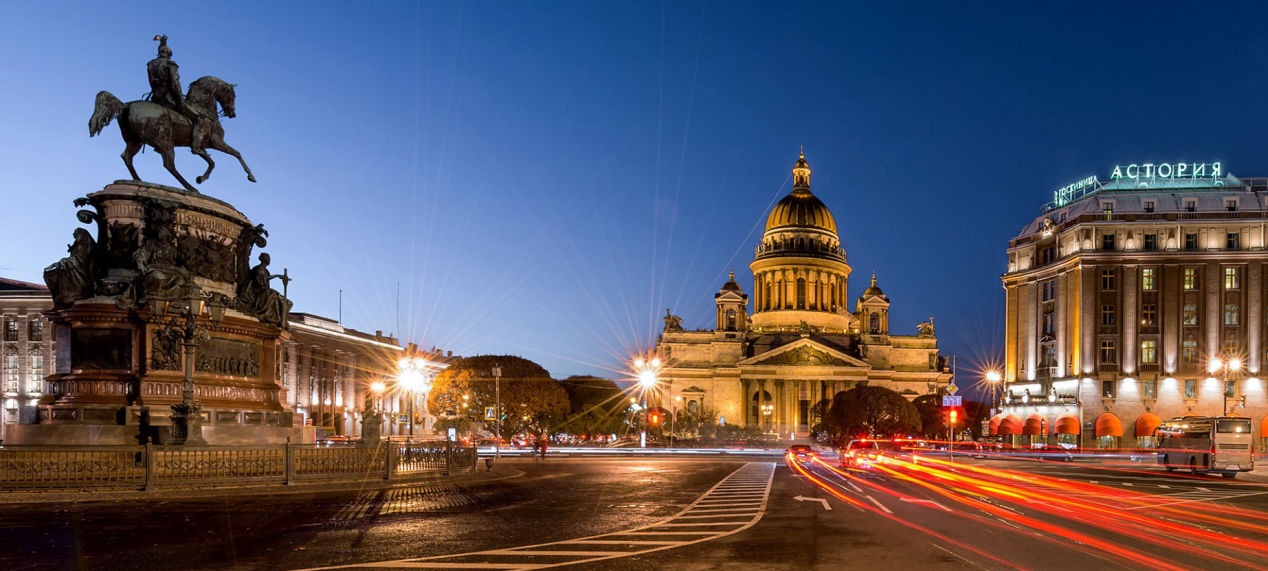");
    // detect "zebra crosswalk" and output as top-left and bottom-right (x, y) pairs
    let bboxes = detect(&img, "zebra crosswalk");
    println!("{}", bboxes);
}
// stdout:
(294, 462), (776, 571)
